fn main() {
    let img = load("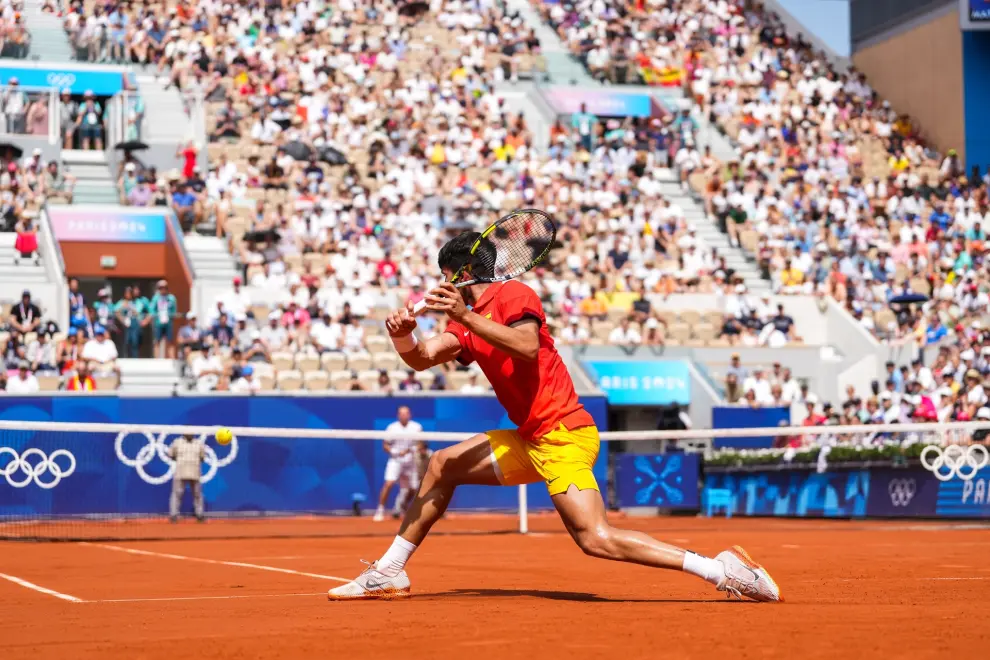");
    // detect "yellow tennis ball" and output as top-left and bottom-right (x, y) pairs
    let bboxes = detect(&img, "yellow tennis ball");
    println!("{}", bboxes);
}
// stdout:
(215, 427), (233, 446)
